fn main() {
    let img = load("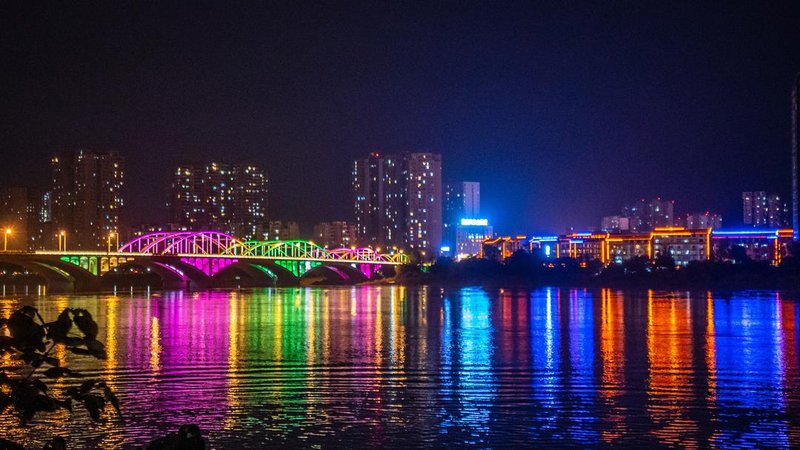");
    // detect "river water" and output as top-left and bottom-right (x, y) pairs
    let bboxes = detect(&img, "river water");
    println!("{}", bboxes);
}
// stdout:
(1, 286), (799, 448)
